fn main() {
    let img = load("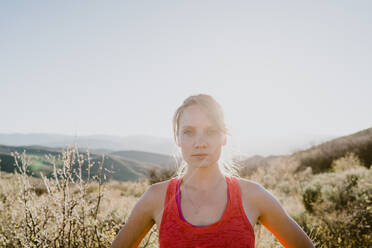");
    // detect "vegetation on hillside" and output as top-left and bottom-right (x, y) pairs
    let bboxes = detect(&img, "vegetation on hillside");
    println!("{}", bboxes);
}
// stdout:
(0, 145), (174, 182)
(295, 128), (372, 173)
